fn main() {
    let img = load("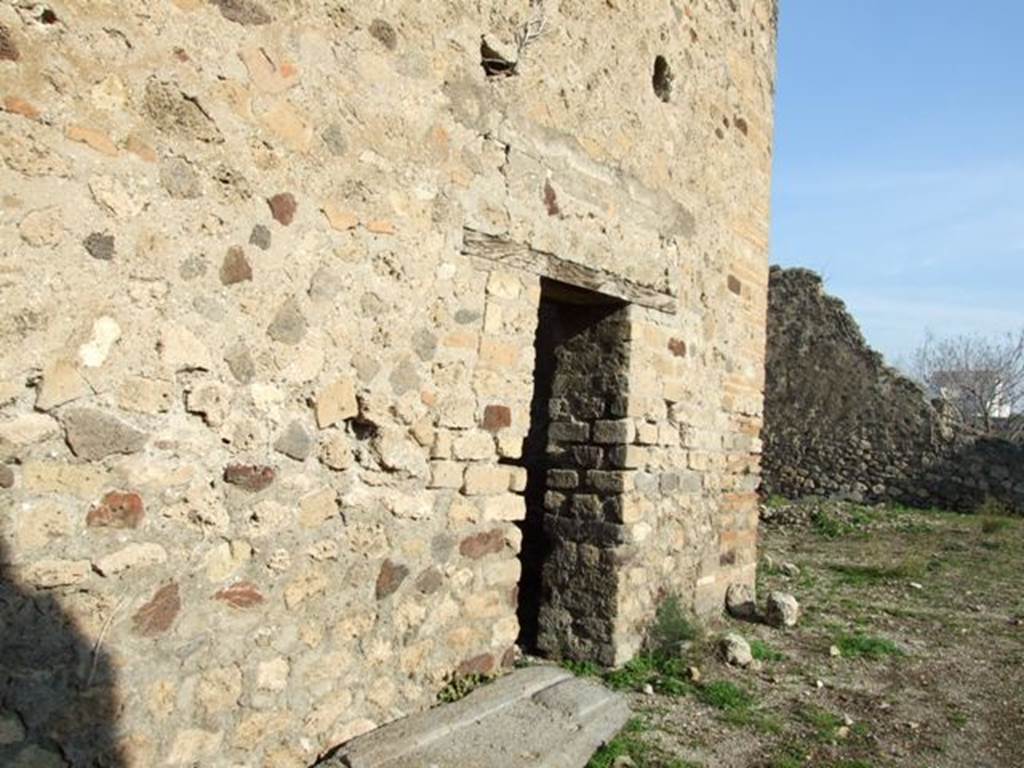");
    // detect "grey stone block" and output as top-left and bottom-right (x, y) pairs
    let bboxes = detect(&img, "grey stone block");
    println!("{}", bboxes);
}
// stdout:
(321, 666), (629, 768)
